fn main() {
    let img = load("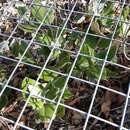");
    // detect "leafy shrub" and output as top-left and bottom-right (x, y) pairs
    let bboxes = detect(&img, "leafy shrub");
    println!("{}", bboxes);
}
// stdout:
(0, 0), (130, 125)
